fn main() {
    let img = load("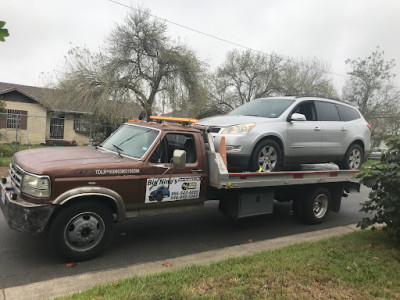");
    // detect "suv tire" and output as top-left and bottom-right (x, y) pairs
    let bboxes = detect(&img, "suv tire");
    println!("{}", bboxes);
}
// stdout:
(250, 139), (282, 172)
(340, 144), (363, 170)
